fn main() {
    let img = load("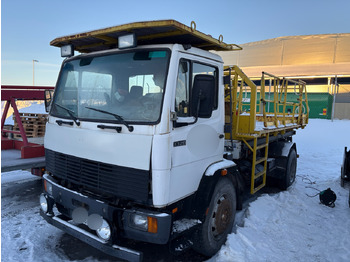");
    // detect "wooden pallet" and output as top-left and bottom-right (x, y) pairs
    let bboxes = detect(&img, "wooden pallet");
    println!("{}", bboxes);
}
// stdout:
(13, 113), (48, 138)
